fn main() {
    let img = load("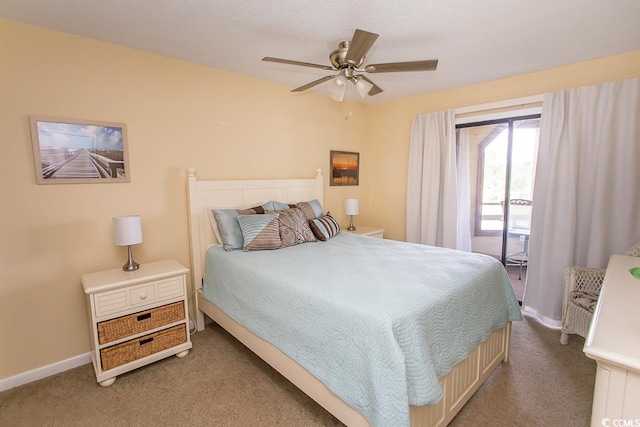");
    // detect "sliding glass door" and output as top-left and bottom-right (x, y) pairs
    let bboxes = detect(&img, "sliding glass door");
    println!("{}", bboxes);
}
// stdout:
(457, 115), (540, 283)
